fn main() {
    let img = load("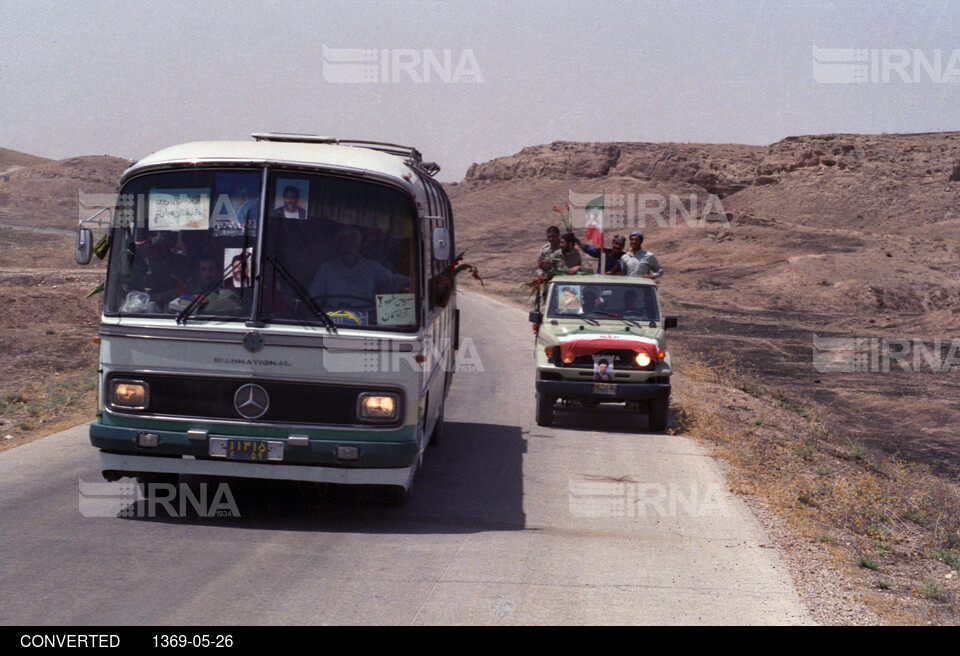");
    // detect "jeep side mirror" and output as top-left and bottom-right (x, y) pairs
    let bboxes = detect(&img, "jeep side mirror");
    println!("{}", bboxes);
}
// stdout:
(76, 227), (93, 265)
(664, 316), (678, 329)
(528, 311), (543, 324)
